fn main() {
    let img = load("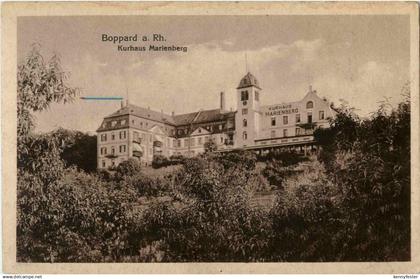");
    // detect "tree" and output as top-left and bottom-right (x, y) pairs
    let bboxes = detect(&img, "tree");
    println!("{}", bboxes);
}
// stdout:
(17, 45), (80, 262)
